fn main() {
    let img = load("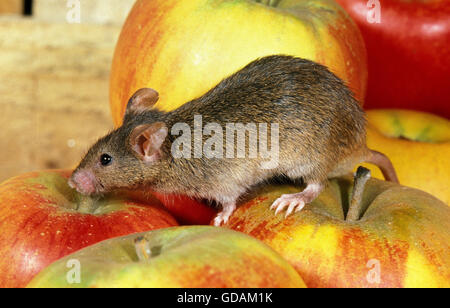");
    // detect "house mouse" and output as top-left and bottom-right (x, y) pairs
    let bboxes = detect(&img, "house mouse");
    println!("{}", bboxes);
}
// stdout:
(69, 55), (398, 226)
